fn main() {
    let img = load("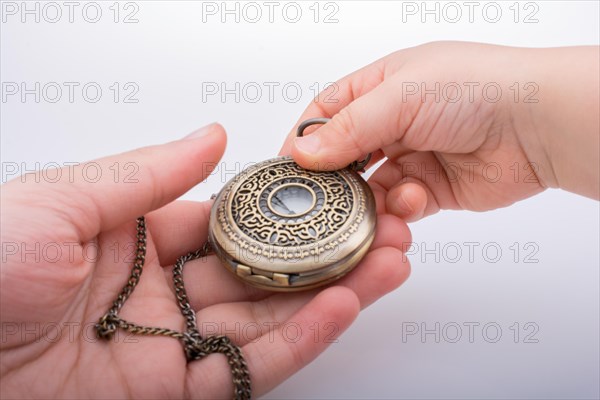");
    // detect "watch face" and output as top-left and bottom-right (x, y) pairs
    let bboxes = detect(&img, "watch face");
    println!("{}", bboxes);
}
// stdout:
(209, 156), (376, 291)
(258, 178), (326, 225)
(269, 184), (314, 217)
